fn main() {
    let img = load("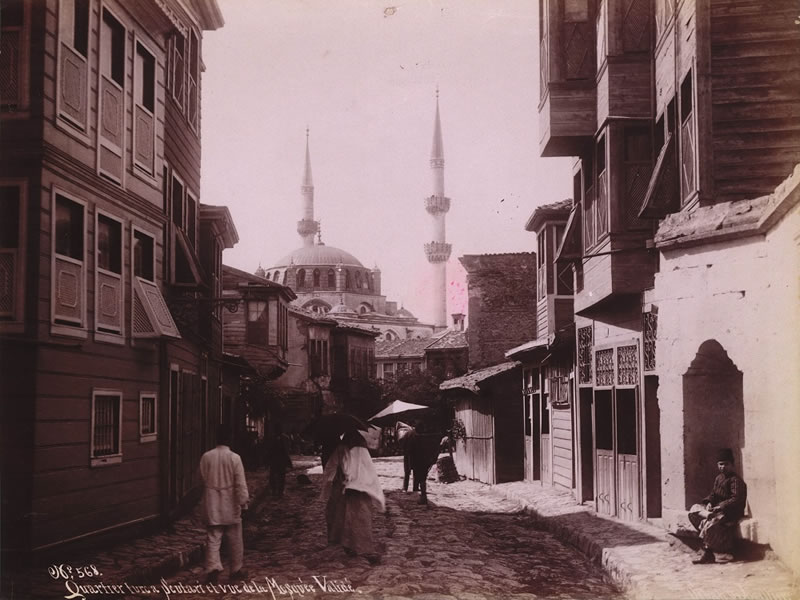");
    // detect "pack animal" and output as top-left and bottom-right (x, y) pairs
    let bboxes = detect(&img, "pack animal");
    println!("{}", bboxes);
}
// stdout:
(396, 422), (443, 504)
